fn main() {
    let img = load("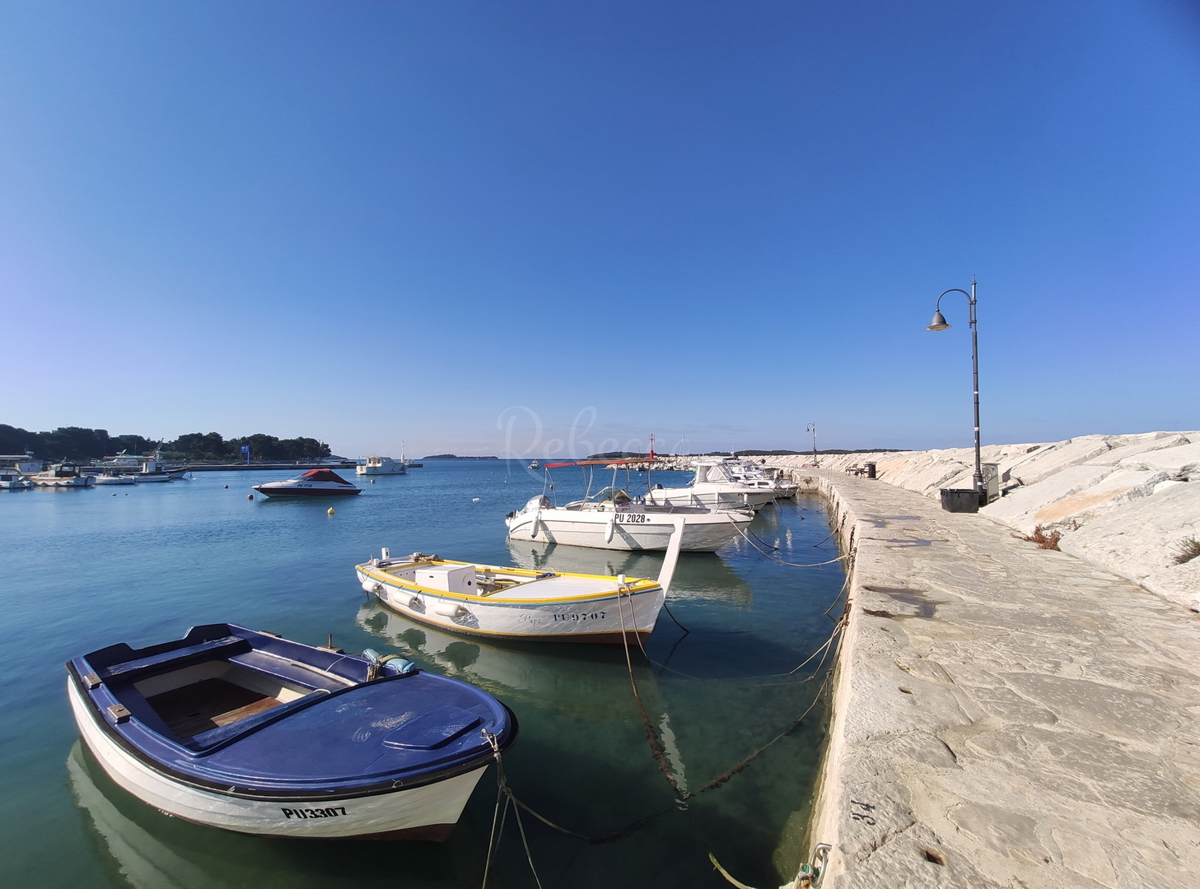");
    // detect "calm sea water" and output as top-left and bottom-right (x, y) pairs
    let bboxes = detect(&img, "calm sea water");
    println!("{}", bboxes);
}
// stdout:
(0, 461), (844, 889)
